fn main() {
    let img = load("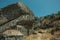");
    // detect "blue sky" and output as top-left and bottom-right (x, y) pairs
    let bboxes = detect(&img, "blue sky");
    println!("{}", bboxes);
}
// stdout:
(0, 0), (60, 17)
